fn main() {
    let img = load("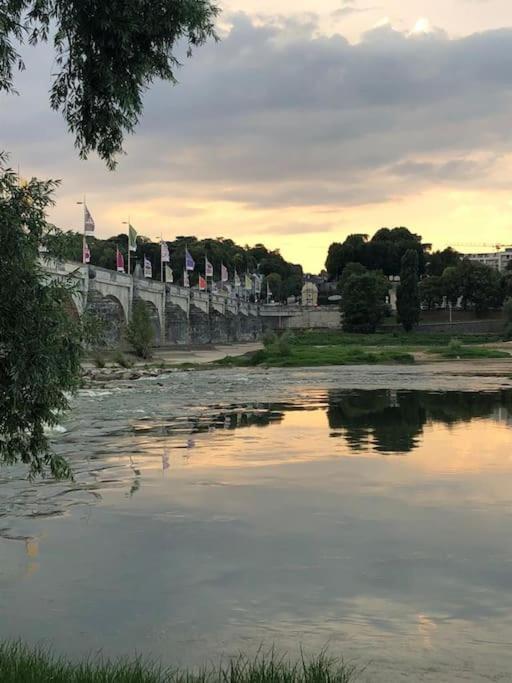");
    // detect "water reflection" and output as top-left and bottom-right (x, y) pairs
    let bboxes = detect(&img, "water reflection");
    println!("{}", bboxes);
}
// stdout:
(2, 378), (512, 682)
(326, 389), (512, 454)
